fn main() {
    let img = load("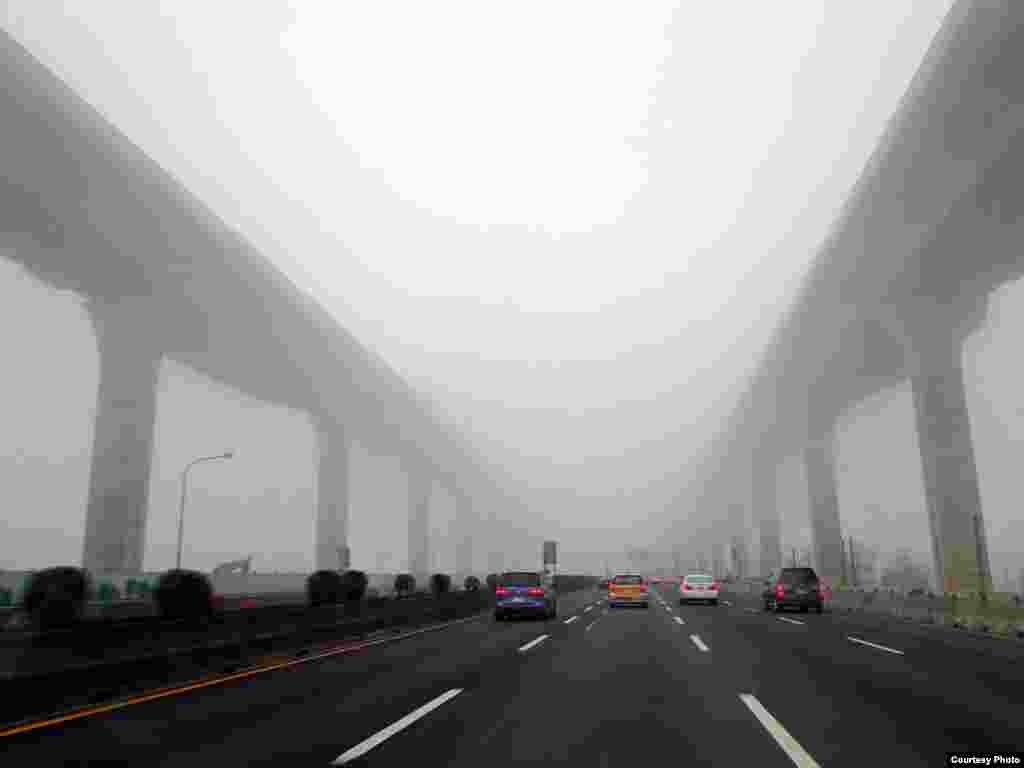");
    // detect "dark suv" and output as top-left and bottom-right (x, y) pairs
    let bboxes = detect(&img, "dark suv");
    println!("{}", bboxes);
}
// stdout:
(762, 567), (824, 613)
